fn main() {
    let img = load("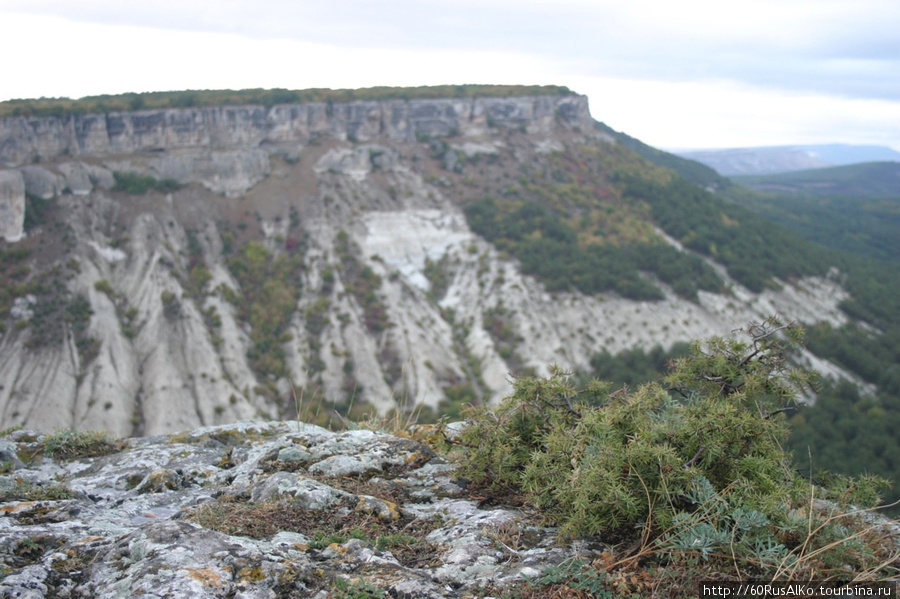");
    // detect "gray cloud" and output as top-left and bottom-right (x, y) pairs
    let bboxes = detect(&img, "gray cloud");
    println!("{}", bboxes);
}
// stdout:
(4, 0), (899, 124)
(8, 0), (898, 97)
